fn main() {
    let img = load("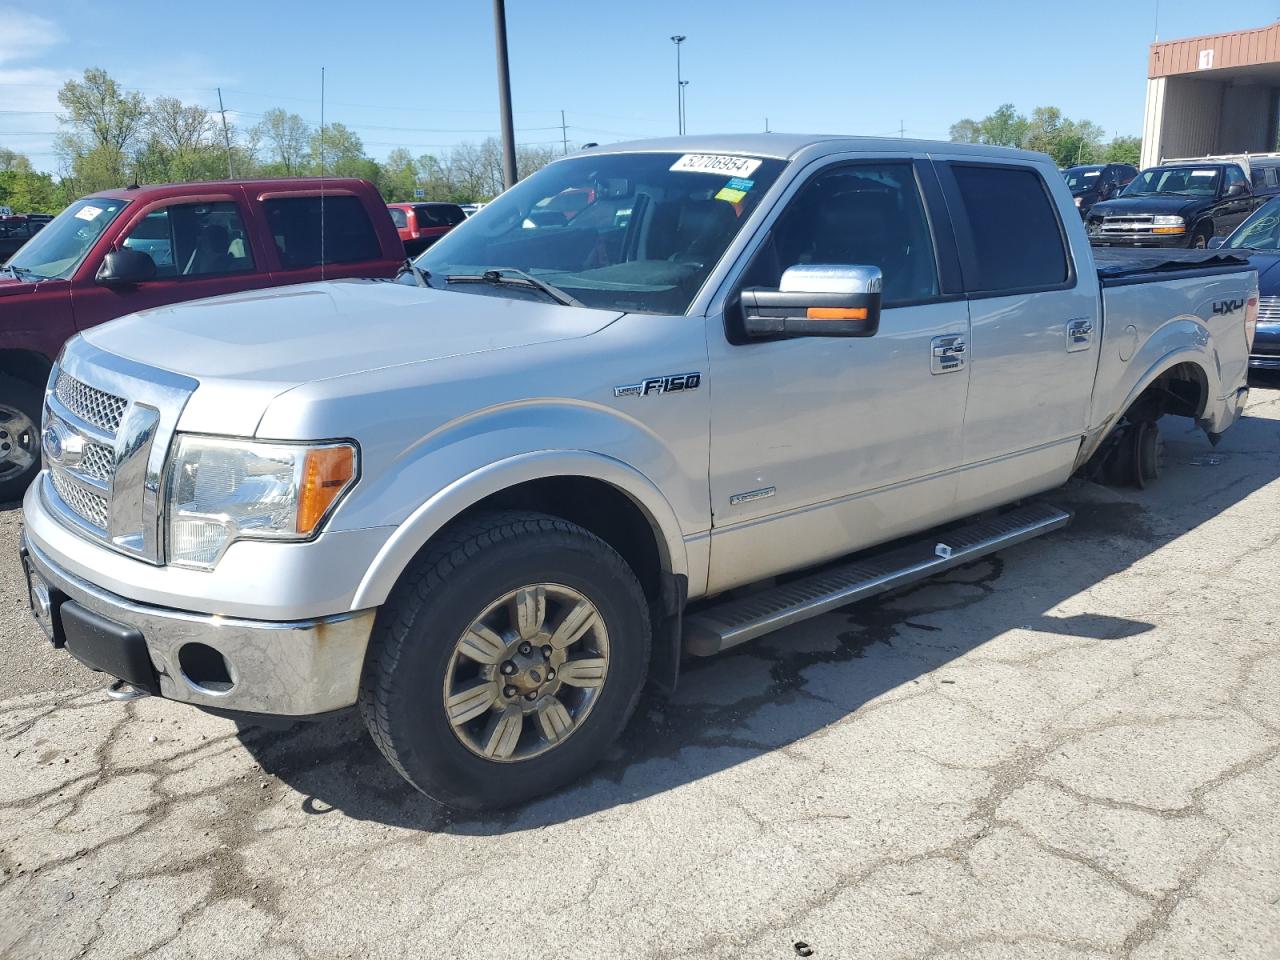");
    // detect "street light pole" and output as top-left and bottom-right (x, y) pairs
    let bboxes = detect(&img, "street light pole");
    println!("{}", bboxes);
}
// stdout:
(494, 0), (518, 189)
(671, 35), (686, 135)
